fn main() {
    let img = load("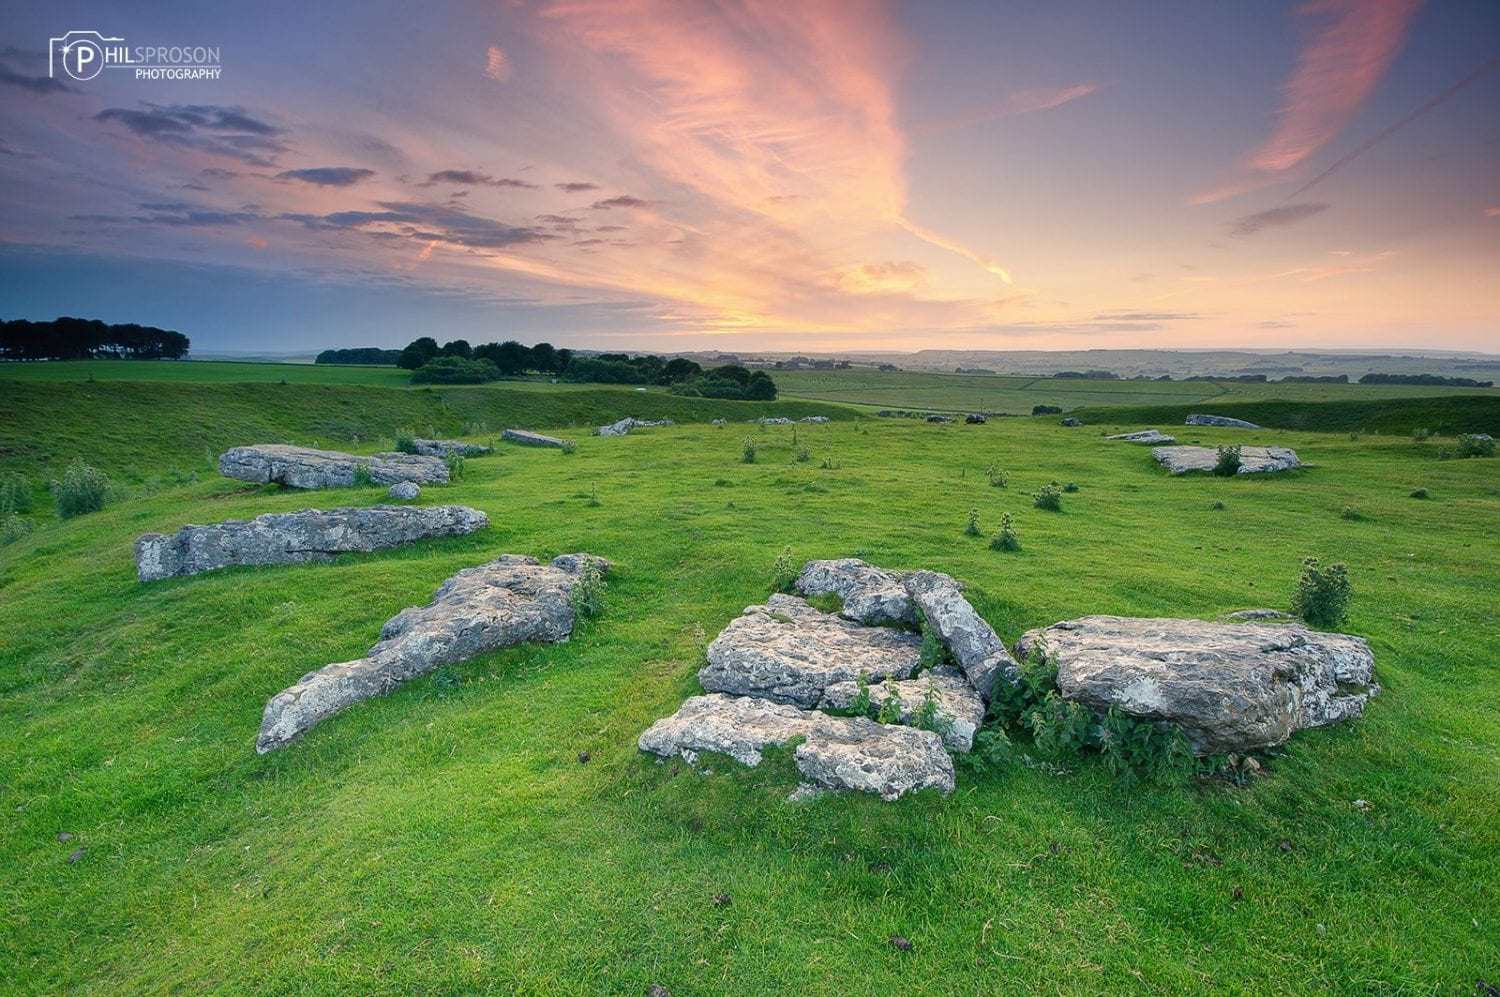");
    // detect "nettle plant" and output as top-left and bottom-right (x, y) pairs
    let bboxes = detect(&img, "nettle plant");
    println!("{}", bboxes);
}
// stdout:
(967, 647), (1199, 785)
